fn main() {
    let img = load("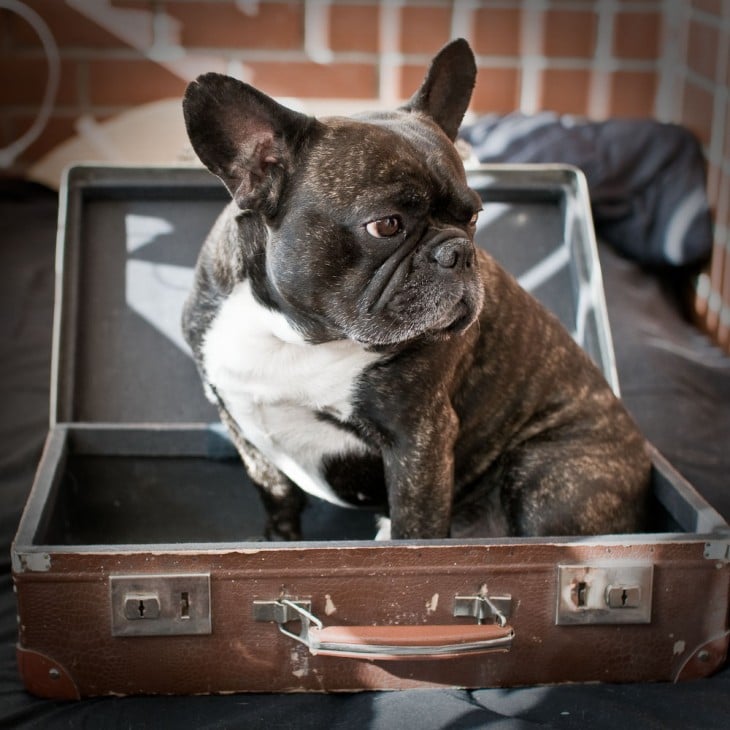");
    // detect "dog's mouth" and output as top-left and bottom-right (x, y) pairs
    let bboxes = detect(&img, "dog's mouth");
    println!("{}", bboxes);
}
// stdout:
(443, 301), (475, 334)
(420, 293), (480, 341)
(356, 240), (483, 345)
